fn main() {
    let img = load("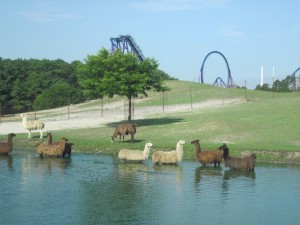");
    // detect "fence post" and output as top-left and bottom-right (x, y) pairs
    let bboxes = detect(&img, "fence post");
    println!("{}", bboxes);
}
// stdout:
(245, 80), (248, 101)
(101, 98), (103, 118)
(190, 85), (193, 109)
(67, 97), (70, 120)
(162, 91), (165, 112)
